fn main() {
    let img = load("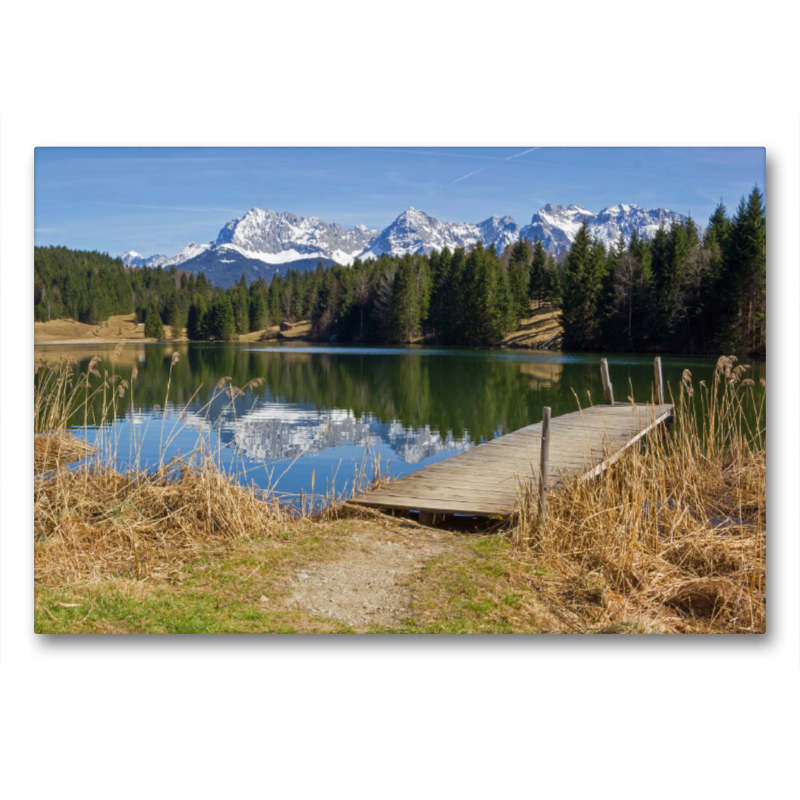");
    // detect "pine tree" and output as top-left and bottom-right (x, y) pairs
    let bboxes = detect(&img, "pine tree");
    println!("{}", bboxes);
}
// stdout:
(231, 287), (249, 335)
(544, 258), (561, 304)
(144, 303), (165, 340)
(507, 239), (531, 321)
(187, 295), (208, 340)
(249, 291), (268, 332)
(528, 240), (548, 307)
(166, 294), (185, 339)
(558, 221), (603, 350)
(207, 295), (236, 341)
(391, 256), (421, 343)
(724, 187), (766, 352)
